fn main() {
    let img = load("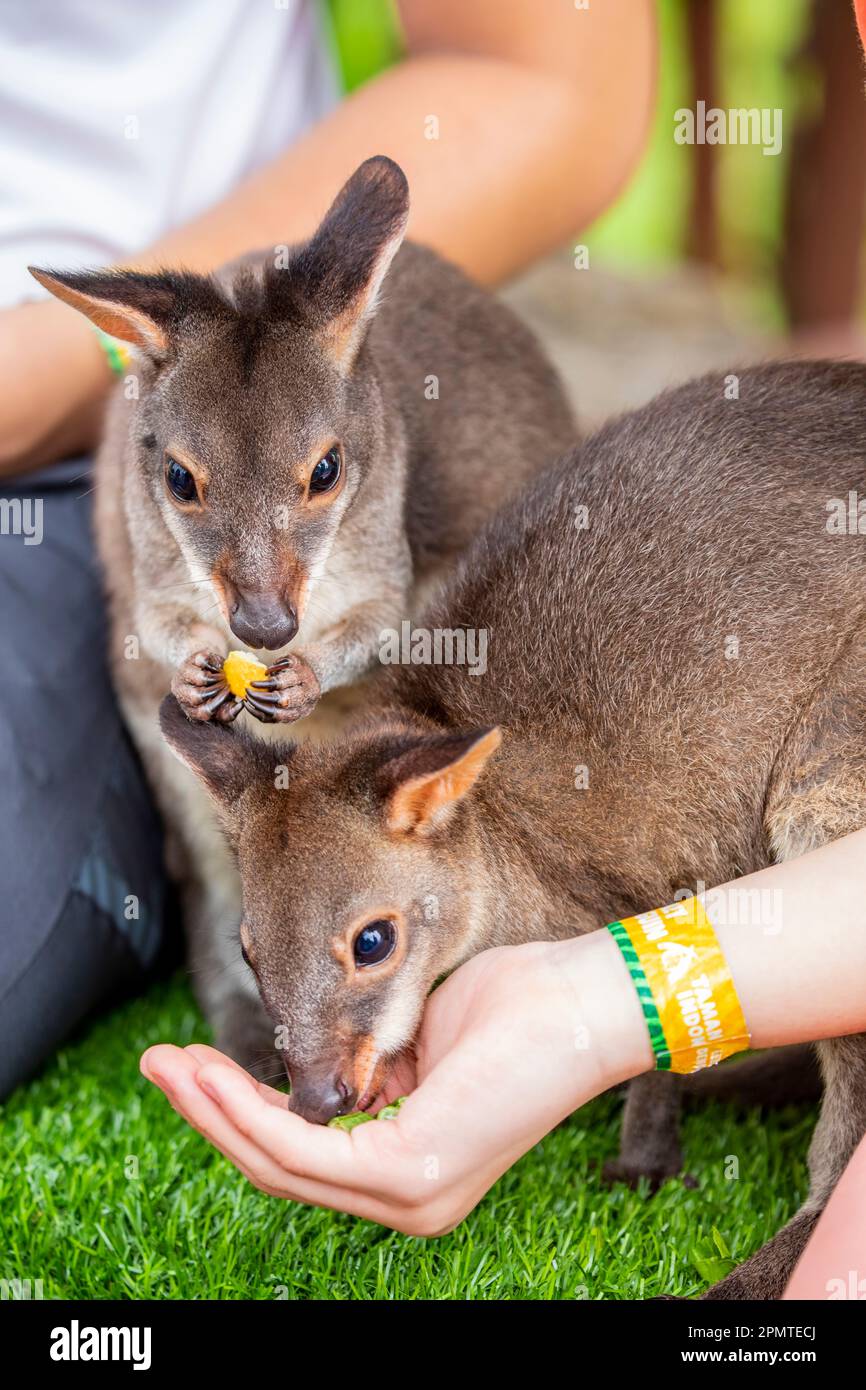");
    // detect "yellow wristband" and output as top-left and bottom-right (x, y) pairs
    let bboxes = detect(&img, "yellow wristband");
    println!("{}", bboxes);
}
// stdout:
(607, 897), (751, 1074)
